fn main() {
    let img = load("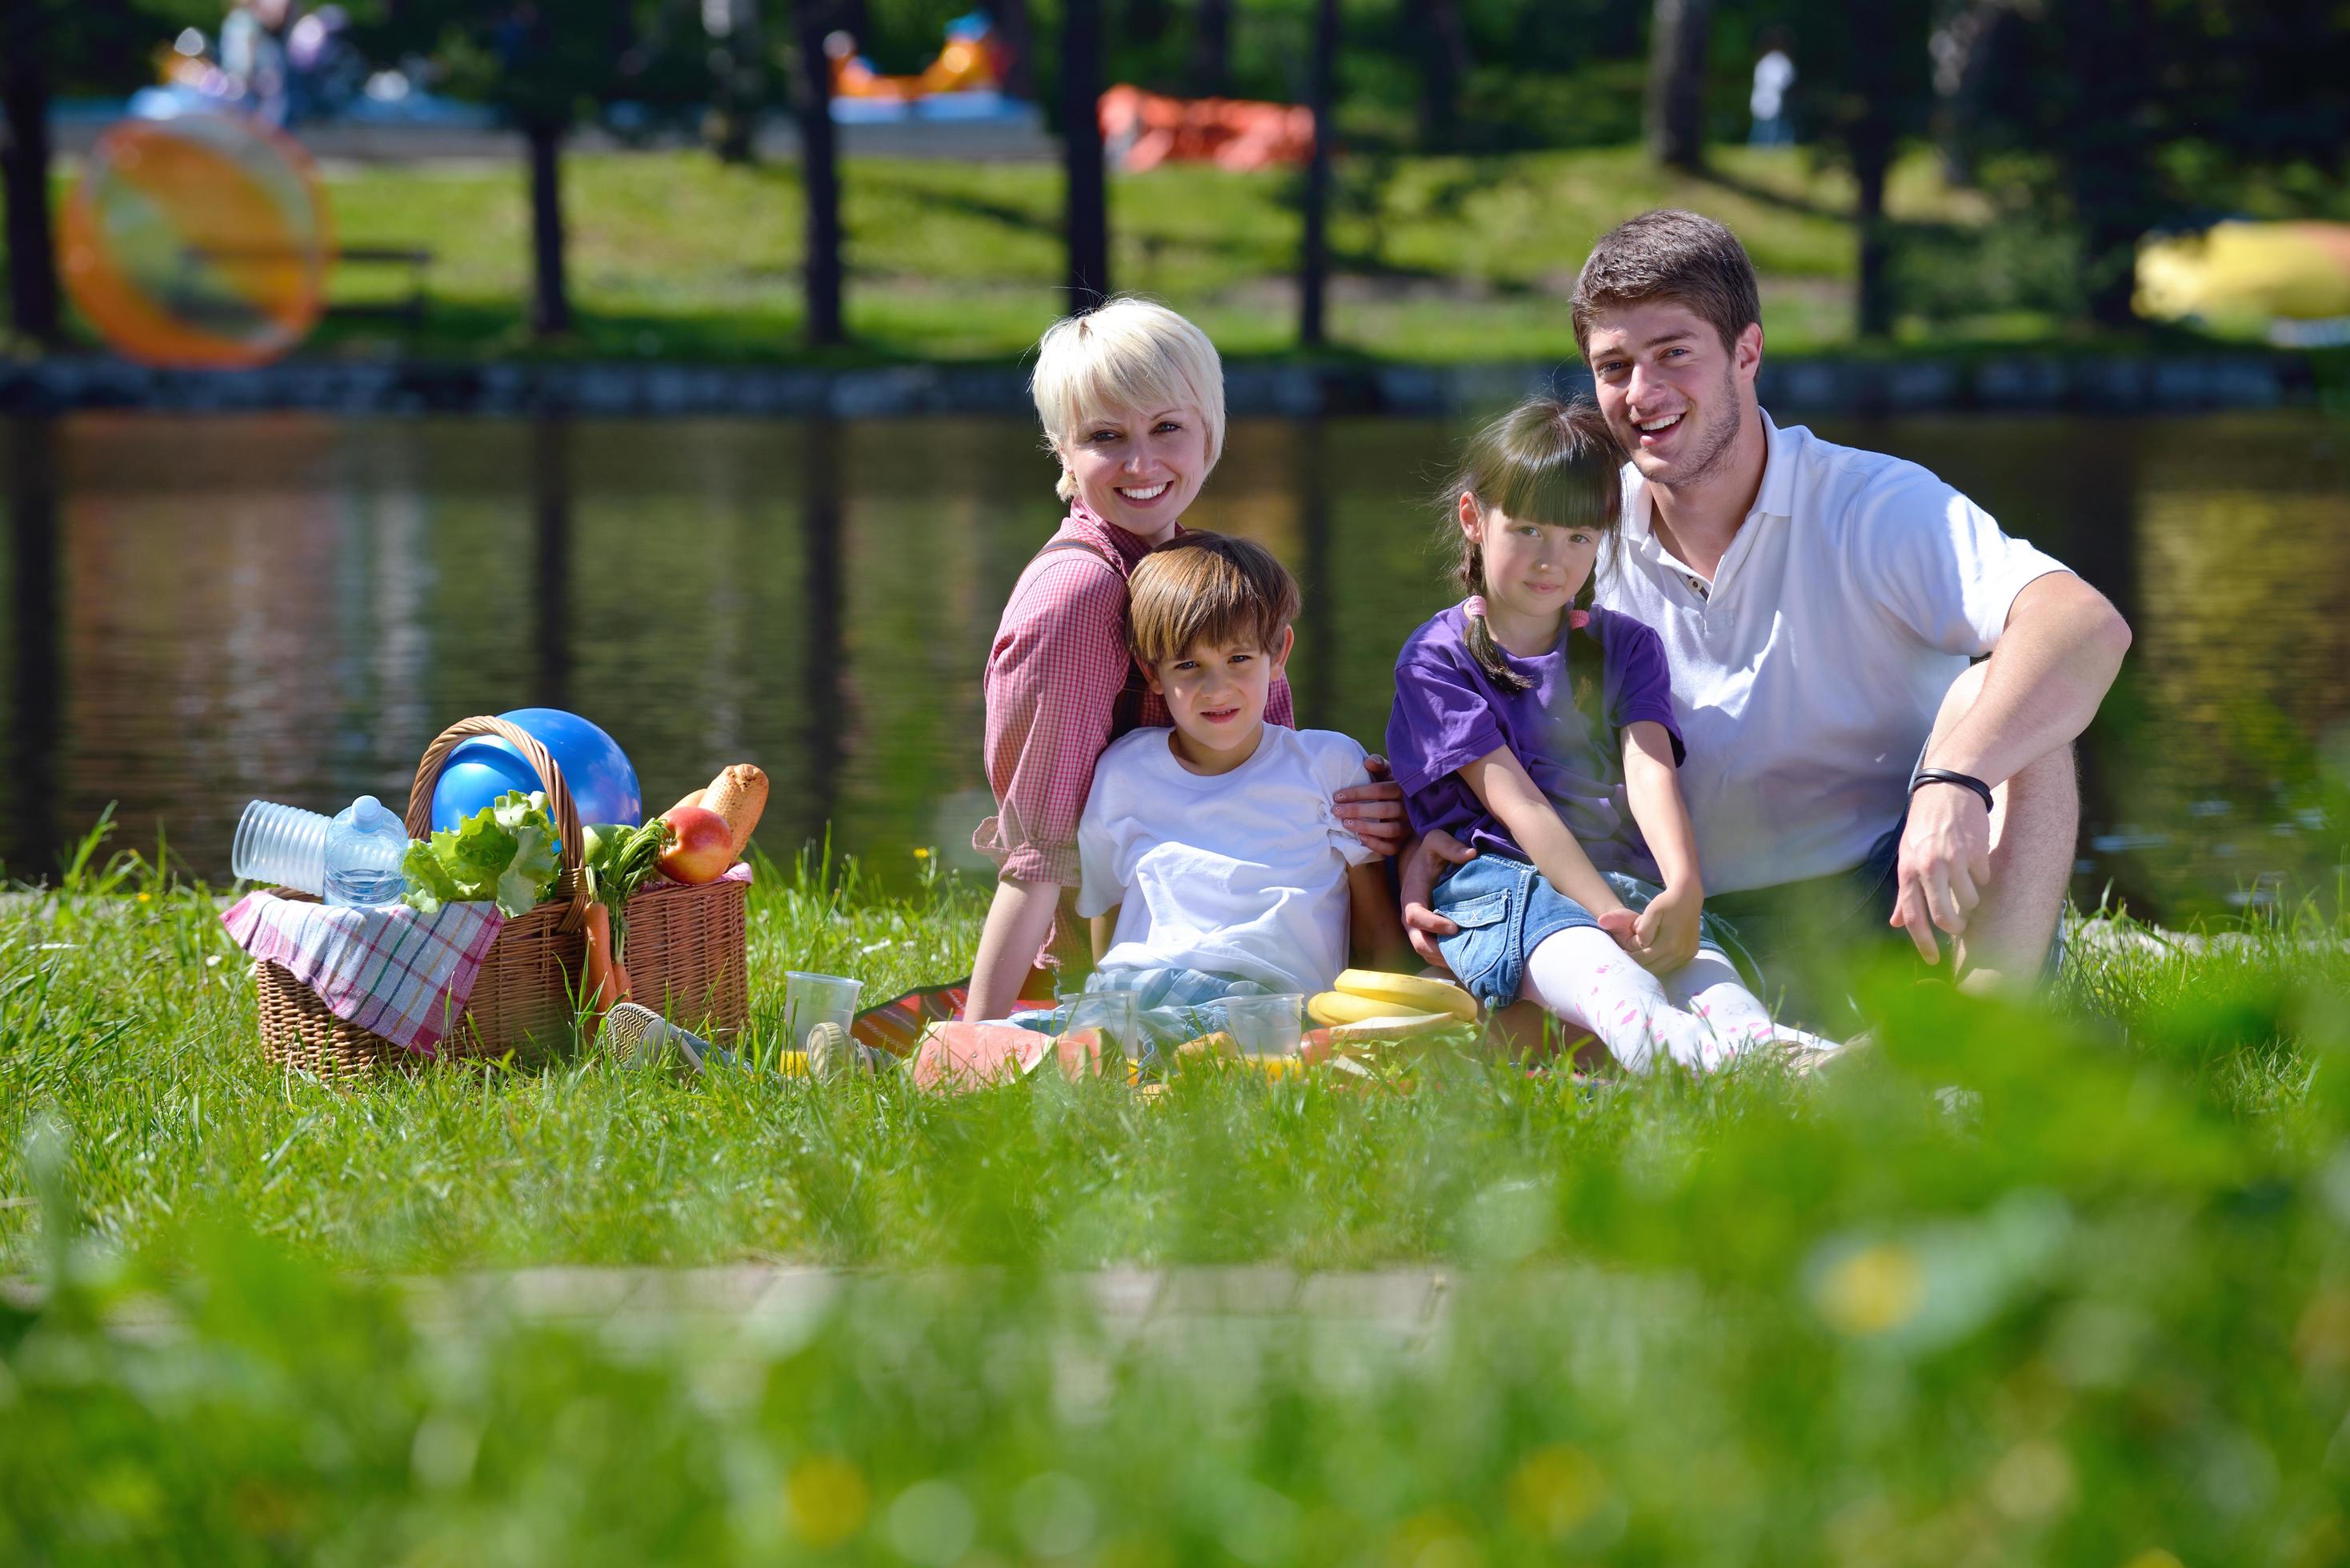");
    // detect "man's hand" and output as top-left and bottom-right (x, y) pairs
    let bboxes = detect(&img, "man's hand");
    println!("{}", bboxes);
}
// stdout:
(1399, 829), (1476, 966)
(1890, 780), (1993, 963)
(1333, 755), (1410, 859)
(1630, 883), (1702, 974)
